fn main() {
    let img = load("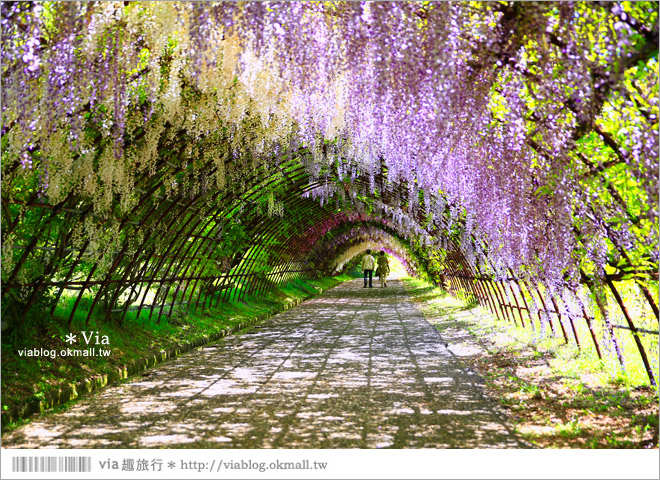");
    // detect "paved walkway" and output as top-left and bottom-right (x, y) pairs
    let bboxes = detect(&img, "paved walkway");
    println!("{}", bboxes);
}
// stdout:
(3, 279), (525, 448)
